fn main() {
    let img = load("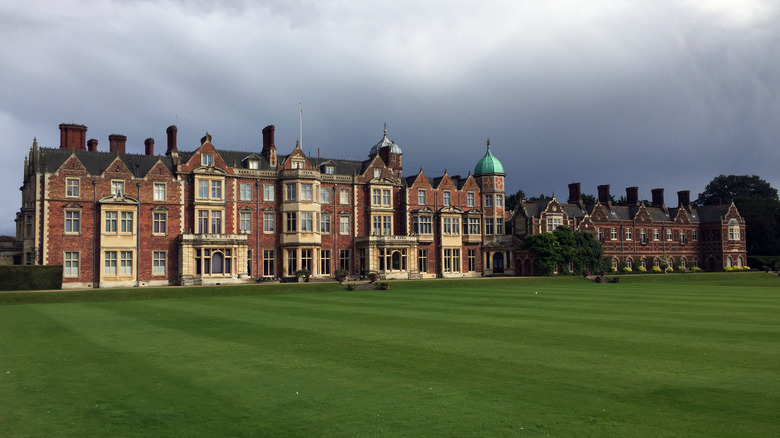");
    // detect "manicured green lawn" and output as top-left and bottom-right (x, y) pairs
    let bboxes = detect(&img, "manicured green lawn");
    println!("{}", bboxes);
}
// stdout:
(1, 273), (778, 437)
